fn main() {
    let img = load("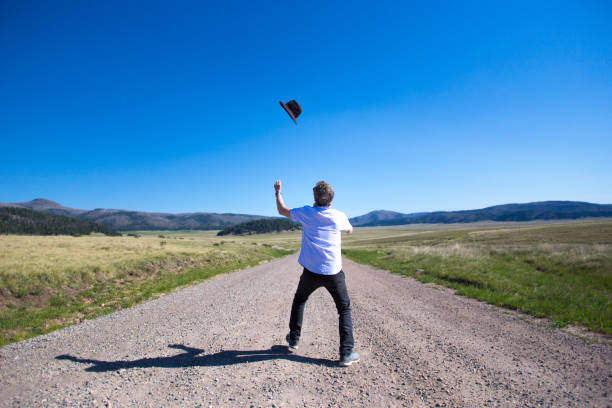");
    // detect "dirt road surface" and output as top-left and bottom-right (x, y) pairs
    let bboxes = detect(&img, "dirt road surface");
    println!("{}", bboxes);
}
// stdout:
(1, 254), (610, 407)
